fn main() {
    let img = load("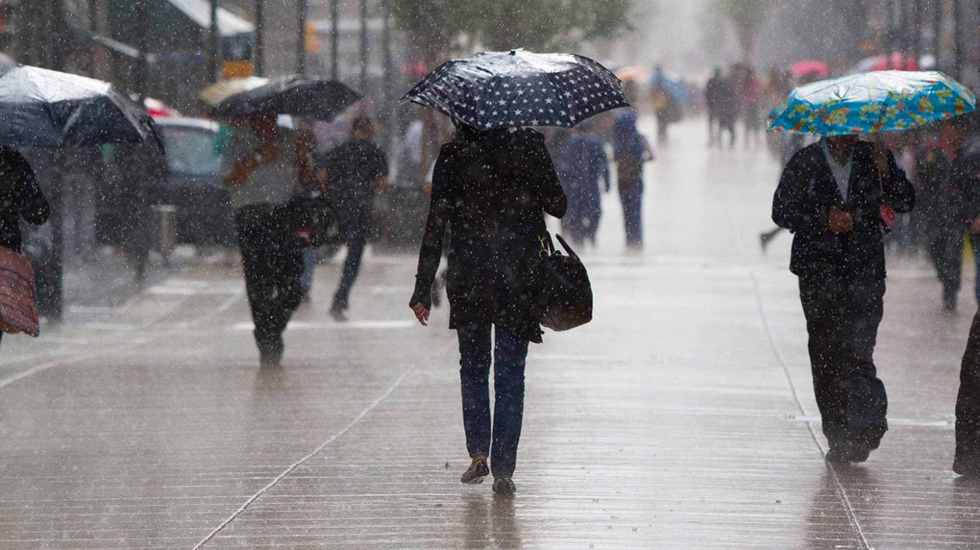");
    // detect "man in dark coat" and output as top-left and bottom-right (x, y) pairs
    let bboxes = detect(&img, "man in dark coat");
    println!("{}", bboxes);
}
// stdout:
(318, 116), (389, 321)
(954, 311), (980, 476)
(0, 147), (50, 348)
(773, 135), (915, 463)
